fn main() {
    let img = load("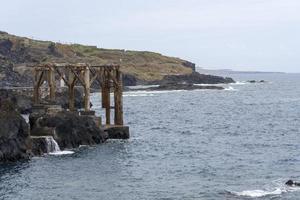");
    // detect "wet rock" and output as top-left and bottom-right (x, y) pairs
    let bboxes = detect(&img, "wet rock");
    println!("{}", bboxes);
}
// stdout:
(29, 111), (108, 150)
(247, 80), (266, 83)
(286, 180), (300, 187)
(104, 126), (130, 139)
(0, 100), (31, 162)
(31, 136), (61, 156)
(31, 136), (49, 156)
